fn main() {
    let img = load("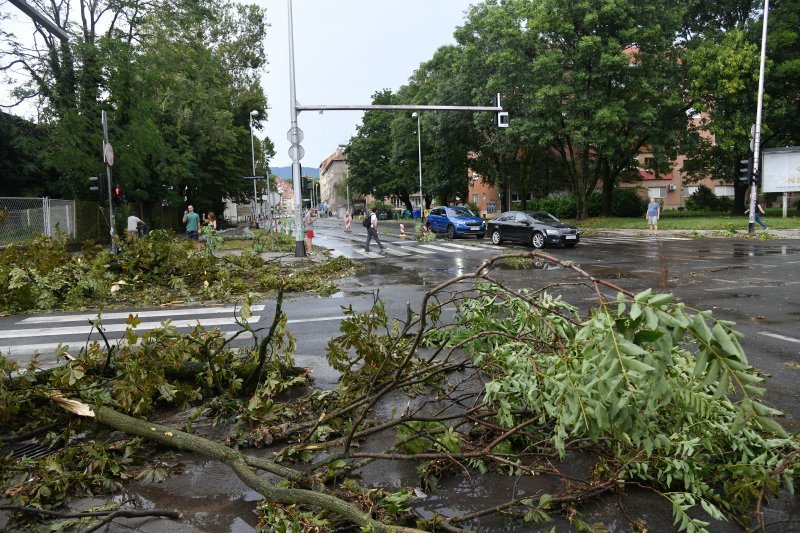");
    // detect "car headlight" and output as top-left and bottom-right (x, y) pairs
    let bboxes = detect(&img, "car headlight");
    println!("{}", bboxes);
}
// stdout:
(546, 229), (560, 236)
